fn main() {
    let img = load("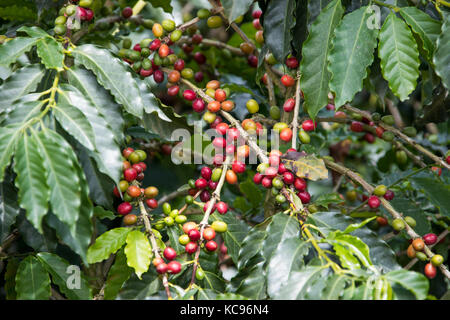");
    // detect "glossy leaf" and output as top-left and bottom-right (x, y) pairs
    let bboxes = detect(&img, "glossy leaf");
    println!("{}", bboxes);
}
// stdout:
(36, 37), (64, 70)
(117, 270), (160, 299)
(273, 266), (326, 299)
(385, 270), (429, 300)
(37, 252), (92, 300)
(0, 37), (38, 66)
(0, 179), (21, 242)
(433, 14), (450, 90)
(13, 133), (49, 233)
(221, 0), (253, 24)
(0, 125), (22, 181)
(410, 173), (450, 218)
(300, 0), (344, 119)
(15, 256), (51, 300)
(72, 44), (144, 117)
(378, 13), (420, 101)
(104, 249), (133, 300)
(237, 227), (266, 270)
(328, 6), (378, 107)
(262, 213), (300, 261)
(235, 261), (266, 299)
(322, 274), (348, 300)
(124, 230), (152, 279)
(87, 227), (131, 264)
(4, 258), (19, 299)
